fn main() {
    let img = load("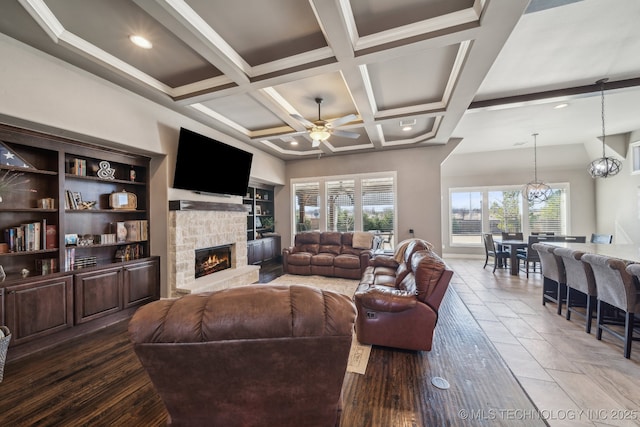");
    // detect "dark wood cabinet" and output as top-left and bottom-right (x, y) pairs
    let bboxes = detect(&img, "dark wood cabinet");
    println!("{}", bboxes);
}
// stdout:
(74, 266), (123, 324)
(4, 275), (74, 346)
(0, 124), (160, 359)
(123, 258), (160, 308)
(247, 236), (280, 265)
